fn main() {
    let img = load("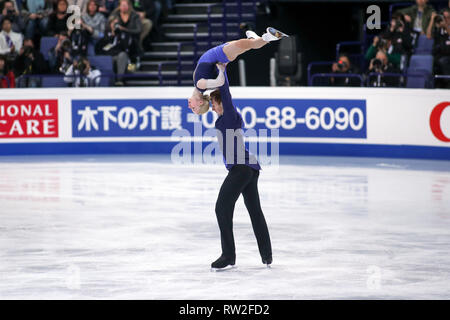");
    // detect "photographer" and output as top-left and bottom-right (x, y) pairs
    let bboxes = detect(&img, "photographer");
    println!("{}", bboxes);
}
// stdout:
(63, 56), (101, 86)
(330, 54), (361, 87)
(386, 12), (413, 56)
(365, 33), (401, 69)
(48, 31), (73, 73)
(23, 0), (53, 39)
(431, 8), (450, 88)
(427, 9), (450, 38)
(99, 0), (142, 84)
(367, 51), (401, 87)
(13, 37), (48, 87)
(0, 1), (25, 33)
(107, 0), (143, 52)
